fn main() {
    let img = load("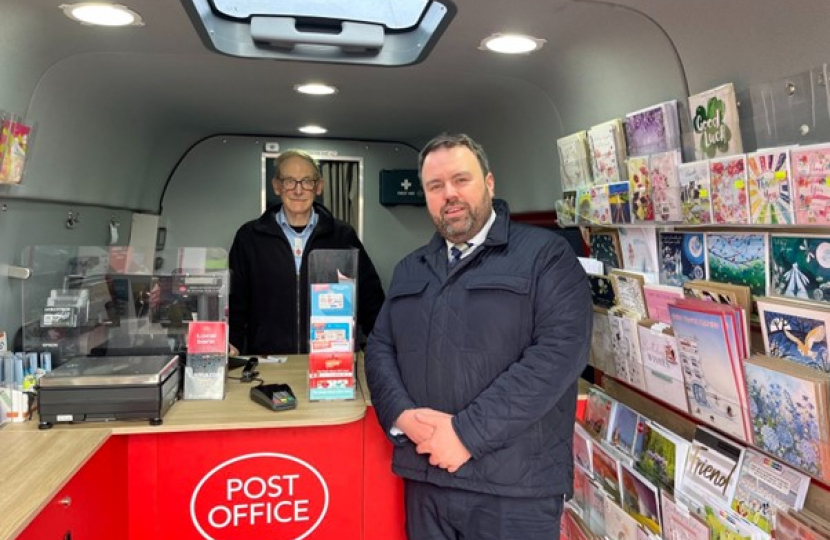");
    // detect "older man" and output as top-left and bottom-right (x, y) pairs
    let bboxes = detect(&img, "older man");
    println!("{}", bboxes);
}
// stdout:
(229, 149), (384, 355)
